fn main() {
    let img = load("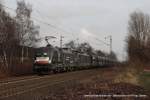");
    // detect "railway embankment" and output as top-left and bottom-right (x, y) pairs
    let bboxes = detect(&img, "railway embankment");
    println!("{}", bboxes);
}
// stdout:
(0, 66), (149, 100)
(43, 66), (150, 100)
